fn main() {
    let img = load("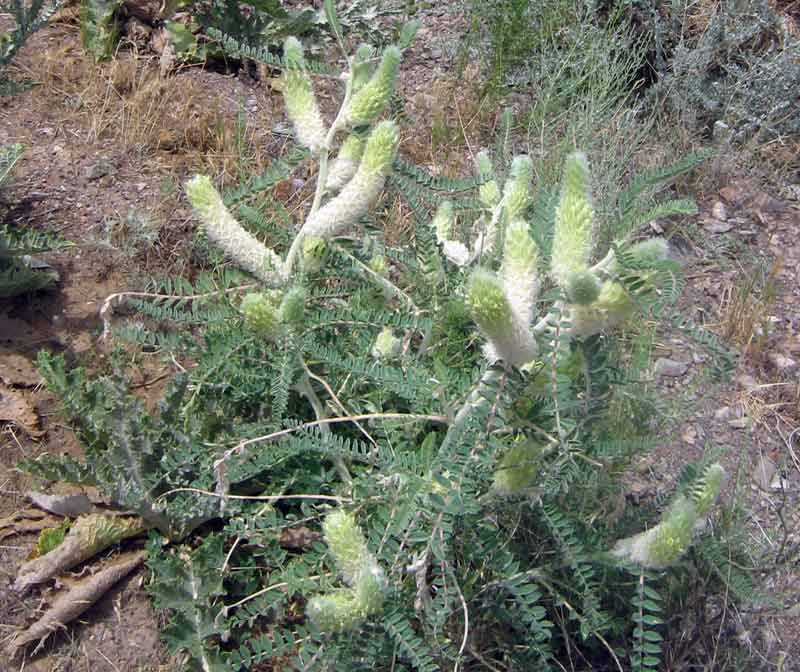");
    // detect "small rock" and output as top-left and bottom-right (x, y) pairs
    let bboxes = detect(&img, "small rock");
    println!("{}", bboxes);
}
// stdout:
(737, 374), (758, 391)
(713, 120), (732, 144)
(655, 358), (689, 377)
(768, 353), (797, 373)
(711, 201), (728, 221)
(770, 473), (789, 491)
(719, 185), (744, 205)
(714, 406), (732, 421)
(85, 161), (112, 180)
(753, 455), (777, 490)
(704, 219), (733, 233)
(729, 417), (748, 430)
